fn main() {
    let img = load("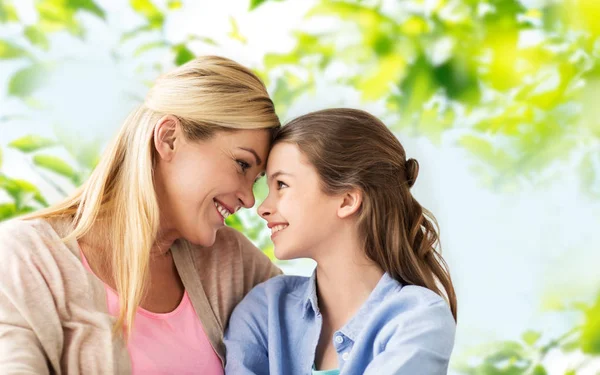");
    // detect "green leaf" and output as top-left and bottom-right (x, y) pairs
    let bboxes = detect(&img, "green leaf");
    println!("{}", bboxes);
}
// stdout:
(130, 0), (164, 29)
(36, 0), (85, 38)
(8, 64), (50, 98)
(167, 0), (182, 10)
(561, 339), (580, 352)
(32, 154), (78, 183)
(66, 0), (106, 19)
(307, 2), (392, 31)
(53, 126), (101, 170)
(522, 330), (541, 346)
(581, 293), (600, 354)
(0, 2), (19, 22)
(173, 44), (194, 66)
(0, 146), (3, 168)
(134, 40), (168, 57)
(433, 57), (480, 103)
(0, 40), (29, 59)
(0, 203), (17, 221)
(249, 0), (267, 10)
(269, 72), (314, 118)
(23, 97), (48, 109)
(0, 175), (48, 208)
(357, 53), (406, 100)
(228, 17), (247, 44)
(188, 35), (218, 46)
(24, 26), (50, 50)
(532, 365), (548, 375)
(459, 135), (514, 173)
(485, 341), (526, 363)
(225, 214), (244, 231)
(8, 135), (56, 153)
(120, 24), (154, 43)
